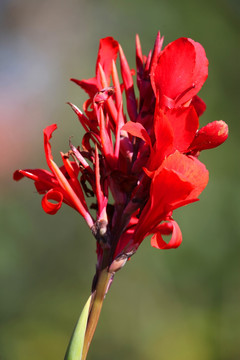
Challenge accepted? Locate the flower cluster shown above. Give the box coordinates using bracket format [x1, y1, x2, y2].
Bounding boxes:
[14, 33, 228, 271]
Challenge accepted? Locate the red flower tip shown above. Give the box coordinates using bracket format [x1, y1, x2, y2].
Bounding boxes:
[189, 120, 228, 152]
[13, 170, 25, 181]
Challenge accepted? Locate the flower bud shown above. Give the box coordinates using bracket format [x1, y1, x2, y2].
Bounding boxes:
[189, 120, 228, 151]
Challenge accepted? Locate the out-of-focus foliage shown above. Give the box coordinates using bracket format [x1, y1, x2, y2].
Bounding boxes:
[1, 0, 239, 359]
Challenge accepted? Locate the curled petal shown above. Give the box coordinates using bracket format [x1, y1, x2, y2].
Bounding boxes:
[42, 189, 63, 215]
[151, 220, 182, 249]
[44, 124, 58, 170]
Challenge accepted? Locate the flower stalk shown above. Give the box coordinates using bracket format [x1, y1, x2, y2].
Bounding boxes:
[82, 268, 113, 360]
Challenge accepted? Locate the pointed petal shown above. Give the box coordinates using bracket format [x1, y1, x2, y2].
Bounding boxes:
[13, 168, 58, 194]
[99, 107, 115, 167]
[50, 159, 93, 227]
[112, 60, 122, 111]
[119, 45, 138, 122]
[71, 77, 98, 98]
[61, 153, 88, 210]
[67, 102, 90, 132]
[135, 33, 144, 83]
[96, 37, 119, 85]
[150, 31, 164, 75]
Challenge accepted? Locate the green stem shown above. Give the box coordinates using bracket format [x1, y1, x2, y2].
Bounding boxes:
[81, 268, 113, 360]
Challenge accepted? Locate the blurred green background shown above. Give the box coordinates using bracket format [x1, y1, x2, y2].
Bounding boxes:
[1, 0, 239, 359]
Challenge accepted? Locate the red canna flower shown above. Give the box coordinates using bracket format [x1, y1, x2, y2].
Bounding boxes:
[14, 32, 229, 360]
[14, 32, 228, 269]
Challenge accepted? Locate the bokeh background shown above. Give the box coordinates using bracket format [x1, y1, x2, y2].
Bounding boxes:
[1, 0, 239, 359]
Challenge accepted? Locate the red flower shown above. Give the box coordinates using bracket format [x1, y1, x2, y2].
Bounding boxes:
[14, 33, 228, 269]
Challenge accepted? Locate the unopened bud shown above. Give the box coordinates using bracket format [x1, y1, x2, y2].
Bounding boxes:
[109, 254, 128, 273]
[189, 120, 228, 152]
[93, 87, 115, 104]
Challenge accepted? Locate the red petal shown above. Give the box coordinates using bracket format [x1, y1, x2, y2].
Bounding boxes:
[71, 77, 98, 99]
[134, 152, 208, 245]
[135, 34, 144, 82]
[151, 38, 208, 107]
[148, 105, 173, 171]
[60, 153, 88, 210]
[67, 102, 90, 132]
[119, 45, 138, 121]
[134, 166, 193, 244]
[99, 107, 114, 166]
[149, 31, 164, 76]
[151, 220, 182, 249]
[162, 151, 209, 201]
[166, 106, 199, 152]
[43, 124, 57, 170]
[13, 168, 57, 193]
[96, 37, 119, 85]
[41, 189, 63, 215]
[122, 121, 152, 147]
[71, 37, 119, 98]
[191, 95, 206, 117]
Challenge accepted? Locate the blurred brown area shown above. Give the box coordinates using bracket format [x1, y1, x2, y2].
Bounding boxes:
[1, 0, 239, 359]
